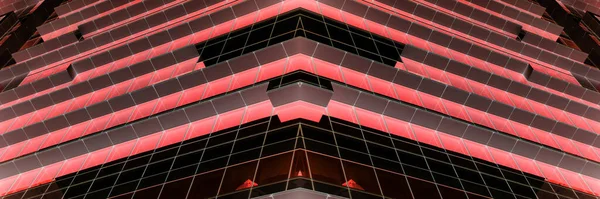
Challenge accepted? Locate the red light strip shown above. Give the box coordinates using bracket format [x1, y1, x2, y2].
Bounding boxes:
[363, 3, 596, 110]
[0, 1, 250, 111]
[10, 8, 213, 90]
[16, 0, 242, 88]
[38, 0, 141, 42]
[0, 83, 599, 197]
[6, 3, 245, 109]
[3, 1, 597, 162]
[0, 78, 70, 109]
[2, 1, 594, 160]
[402, 57, 600, 162]
[0, 51, 299, 162]
[316, 54, 600, 164]
[13, 0, 589, 114]
[358, 1, 581, 86]
[394, 0, 519, 39]
[0, 0, 41, 16]
[559, 0, 600, 16]
[0, 100, 273, 197]
[492, 0, 543, 18]
[55, 0, 105, 18]
[321, 1, 595, 108]
[459, 0, 560, 41]
[0, 0, 597, 196]
[0, 57, 199, 137]
[402, 0, 584, 64]
[82, 0, 236, 40]
[332, 104, 600, 196]
[2, 51, 599, 190]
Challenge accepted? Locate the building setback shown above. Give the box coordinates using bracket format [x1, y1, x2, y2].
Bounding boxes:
[0, 0, 600, 198]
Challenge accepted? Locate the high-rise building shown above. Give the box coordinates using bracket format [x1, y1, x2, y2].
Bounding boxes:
[1, 0, 600, 198]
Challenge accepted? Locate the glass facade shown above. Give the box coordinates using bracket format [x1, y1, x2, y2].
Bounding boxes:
[0, 0, 600, 198]
[194, 9, 403, 67]
[7, 116, 597, 199]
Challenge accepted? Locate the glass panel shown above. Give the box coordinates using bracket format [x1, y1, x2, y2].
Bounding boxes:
[255, 152, 293, 185]
[158, 177, 193, 199]
[341, 161, 381, 195]
[187, 169, 224, 199]
[307, 152, 345, 185]
[219, 161, 258, 195]
[406, 177, 442, 199]
[376, 169, 413, 199]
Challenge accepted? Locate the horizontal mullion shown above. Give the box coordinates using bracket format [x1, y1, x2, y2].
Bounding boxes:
[1, 51, 598, 196]
[38, 0, 138, 40]
[0, 46, 199, 136]
[400, 45, 600, 137]
[493, 0, 544, 18]
[54, 0, 104, 17]
[0, 0, 236, 96]
[359, 0, 588, 88]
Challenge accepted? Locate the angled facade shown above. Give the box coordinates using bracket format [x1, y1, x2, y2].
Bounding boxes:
[0, 0, 600, 198]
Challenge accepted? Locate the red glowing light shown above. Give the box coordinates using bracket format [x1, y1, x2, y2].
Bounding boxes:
[342, 179, 365, 191]
[236, 179, 258, 190]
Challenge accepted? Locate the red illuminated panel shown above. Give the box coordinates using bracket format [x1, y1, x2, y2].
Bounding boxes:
[347, 62, 600, 161]
[43, 0, 141, 40]
[55, 0, 105, 18]
[0, 80, 71, 110]
[1, 1, 599, 198]
[384, 0, 518, 38]
[0, 58, 197, 136]
[459, 0, 559, 40]
[11, 49, 600, 166]
[85, 0, 236, 39]
[327, 101, 600, 196]
[9, 0, 262, 101]
[8, 0, 576, 101]
[0, 66, 197, 161]
[42, 0, 140, 41]
[0, 53, 287, 161]
[0, 99, 275, 196]
[401, 56, 600, 137]
[14, 0, 241, 88]
[493, 0, 543, 17]
[0, 77, 599, 197]
[0, 48, 350, 175]
[274, 101, 327, 122]
[354, 1, 582, 86]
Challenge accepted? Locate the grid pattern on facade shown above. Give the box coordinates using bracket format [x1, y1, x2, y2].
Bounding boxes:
[1, 0, 600, 198]
[195, 9, 403, 67]
[6, 116, 596, 199]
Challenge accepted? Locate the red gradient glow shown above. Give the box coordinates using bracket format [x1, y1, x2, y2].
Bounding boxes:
[0, 0, 598, 197]
[12, 0, 588, 111]
[327, 101, 600, 196]
[2, 51, 599, 196]
[0, 59, 197, 136]
[402, 56, 600, 137]
[356, 0, 582, 85]
[459, 0, 559, 41]
[16, 0, 243, 88]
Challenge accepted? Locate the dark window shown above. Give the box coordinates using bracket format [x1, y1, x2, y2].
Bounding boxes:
[407, 177, 442, 199]
[342, 161, 381, 195]
[308, 152, 345, 185]
[219, 161, 258, 195]
[255, 152, 293, 185]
